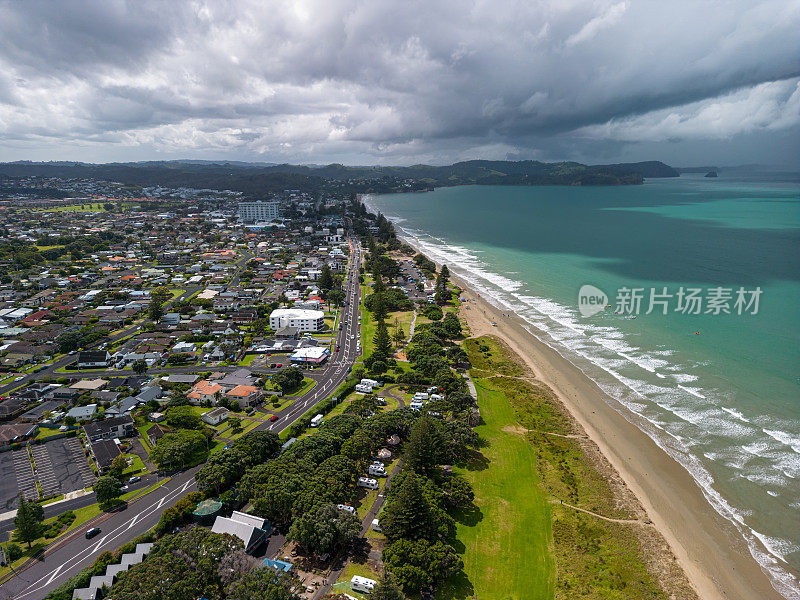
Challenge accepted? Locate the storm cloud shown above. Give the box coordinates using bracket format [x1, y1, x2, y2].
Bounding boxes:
[0, 0, 798, 165]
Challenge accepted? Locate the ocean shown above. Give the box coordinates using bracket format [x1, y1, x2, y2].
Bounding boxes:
[365, 171, 800, 598]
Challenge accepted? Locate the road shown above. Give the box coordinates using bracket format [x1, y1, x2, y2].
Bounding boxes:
[0, 237, 363, 600]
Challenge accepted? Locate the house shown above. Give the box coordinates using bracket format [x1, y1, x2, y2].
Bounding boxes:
[268, 308, 325, 331]
[290, 346, 329, 365]
[166, 374, 199, 385]
[77, 351, 111, 368]
[83, 415, 135, 443]
[70, 379, 108, 392]
[0, 423, 38, 447]
[147, 424, 165, 446]
[187, 380, 224, 404]
[90, 438, 121, 472]
[211, 511, 271, 554]
[149, 412, 165, 423]
[226, 385, 260, 408]
[66, 404, 98, 422]
[201, 407, 229, 426]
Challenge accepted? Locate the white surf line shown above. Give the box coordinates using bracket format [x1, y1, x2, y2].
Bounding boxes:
[15, 478, 196, 598]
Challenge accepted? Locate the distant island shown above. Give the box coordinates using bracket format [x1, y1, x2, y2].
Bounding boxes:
[705, 170, 718, 178]
[0, 158, 680, 197]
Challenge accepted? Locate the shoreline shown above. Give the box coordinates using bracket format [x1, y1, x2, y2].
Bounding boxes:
[451, 273, 783, 600]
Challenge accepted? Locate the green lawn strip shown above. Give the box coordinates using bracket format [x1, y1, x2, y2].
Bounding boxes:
[437, 376, 554, 600]
[446, 336, 668, 600]
[121, 479, 169, 503]
[284, 377, 315, 398]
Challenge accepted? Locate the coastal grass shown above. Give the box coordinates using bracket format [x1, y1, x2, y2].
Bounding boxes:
[438, 377, 554, 600]
[446, 335, 668, 600]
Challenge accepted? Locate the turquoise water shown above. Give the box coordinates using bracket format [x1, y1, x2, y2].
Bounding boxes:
[367, 172, 800, 598]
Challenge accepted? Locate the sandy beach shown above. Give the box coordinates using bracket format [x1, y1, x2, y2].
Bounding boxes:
[452, 275, 783, 600]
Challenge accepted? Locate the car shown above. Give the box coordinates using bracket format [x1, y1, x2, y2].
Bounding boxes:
[85, 527, 101, 539]
[336, 345, 340, 351]
[275, 363, 282, 368]
[120, 485, 129, 491]
[128, 476, 141, 484]
[270, 415, 279, 422]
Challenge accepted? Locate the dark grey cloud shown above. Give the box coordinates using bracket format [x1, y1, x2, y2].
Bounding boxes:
[0, 0, 798, 165]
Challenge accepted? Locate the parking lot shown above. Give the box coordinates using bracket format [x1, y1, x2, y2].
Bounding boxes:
[12, 449, 38, 501]
[0, 451, 21, 510]
[40, 437, 95, 495]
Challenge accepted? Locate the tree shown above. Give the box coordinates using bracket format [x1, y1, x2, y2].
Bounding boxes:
[271, 366, 304, 394]
[403, 415, 447, 476]
[228, 416, 242, 431]
[393, 319, 405, 347]
[132, 359, 148, 374]
[56, 330, 84, 353]
[287, 503, 361, 555]
[380, 475, 439, 542]
[166, 405, 202, 430]
[224, 569, 296, 600]
[370, 573, 408, 600]
[383, 538, 462, 594]
[318, 264, 334, 291]
[109, 454, 128, 480]
[94, 476, 123, 506]
[14, 495, 44, 548]
[373, 320, 393, 362]
[442, 312, 462, 338]
[327, 288, 344, 307]
[151, 430, 207, 469]
[148, 300, 164, 322]
[434, 264, 450, 306]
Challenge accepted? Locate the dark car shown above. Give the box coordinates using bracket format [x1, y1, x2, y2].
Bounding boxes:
[85, 527, 101, 539]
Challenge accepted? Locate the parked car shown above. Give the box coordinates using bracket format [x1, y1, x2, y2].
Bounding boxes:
[128, 476, 141, 484]
[85, 527, 101, 539]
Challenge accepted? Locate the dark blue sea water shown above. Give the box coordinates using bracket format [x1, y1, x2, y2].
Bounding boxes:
[367, 171, 800, 597]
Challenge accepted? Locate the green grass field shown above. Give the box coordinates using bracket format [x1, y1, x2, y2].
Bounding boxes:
[445, 336, 668, 600]
[439, 377, 554, 600]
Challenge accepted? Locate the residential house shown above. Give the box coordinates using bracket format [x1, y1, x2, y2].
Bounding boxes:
[83, 415, 135, 443]
[226, 385, 260, 408]
[66, 404, 98, 422]
[77, 350, 111, 368]
[201, 407, 229, 426]
[187, 380, 225, 404]
[90, 438, 121, 472]
[211, 511, 270, 554]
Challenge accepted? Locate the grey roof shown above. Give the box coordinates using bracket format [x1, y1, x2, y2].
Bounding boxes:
[67, 405, 97, 419]
[136, 385, 162, 403]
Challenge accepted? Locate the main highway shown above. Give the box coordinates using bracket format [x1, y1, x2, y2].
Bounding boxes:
[0, 237, 363, 600]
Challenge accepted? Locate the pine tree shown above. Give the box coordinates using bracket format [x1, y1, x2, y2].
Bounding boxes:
[404, 415, 446, 475]
[380, 475, 435, 541]
[373, 319, 393, 362]
[392, 318, 405, 347]
[434, 264, 450, 306]
[14, 494, 44, 548]
[318, 264, 333, 291]
[371, 572, 407, 600]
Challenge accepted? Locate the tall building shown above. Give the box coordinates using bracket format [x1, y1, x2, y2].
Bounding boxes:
[238, 201, 279, 223]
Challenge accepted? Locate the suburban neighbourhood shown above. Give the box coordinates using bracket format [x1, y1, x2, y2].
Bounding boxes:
[0, 176, 481, 600]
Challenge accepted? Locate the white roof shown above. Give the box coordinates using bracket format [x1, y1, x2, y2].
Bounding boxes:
[270, 308, 324, 320]
[291, 346, 328, 359]
[211, 511, 267, 548]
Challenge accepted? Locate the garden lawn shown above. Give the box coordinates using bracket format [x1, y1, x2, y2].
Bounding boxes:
[440, 376, 554, 600]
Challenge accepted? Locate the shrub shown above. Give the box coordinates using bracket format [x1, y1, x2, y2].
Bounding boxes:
[5, 542, 23, 561]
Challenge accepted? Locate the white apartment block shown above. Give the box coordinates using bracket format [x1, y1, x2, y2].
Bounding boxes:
[269, 308, 325, 331]
[238, 201, 280, 223]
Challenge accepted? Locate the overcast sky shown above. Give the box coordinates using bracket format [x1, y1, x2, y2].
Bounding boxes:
[0, 0, 798, 167]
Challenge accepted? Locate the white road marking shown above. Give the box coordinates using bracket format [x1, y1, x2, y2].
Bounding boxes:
[44, 564, 64, 585]
[91, 535, 108, 553]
